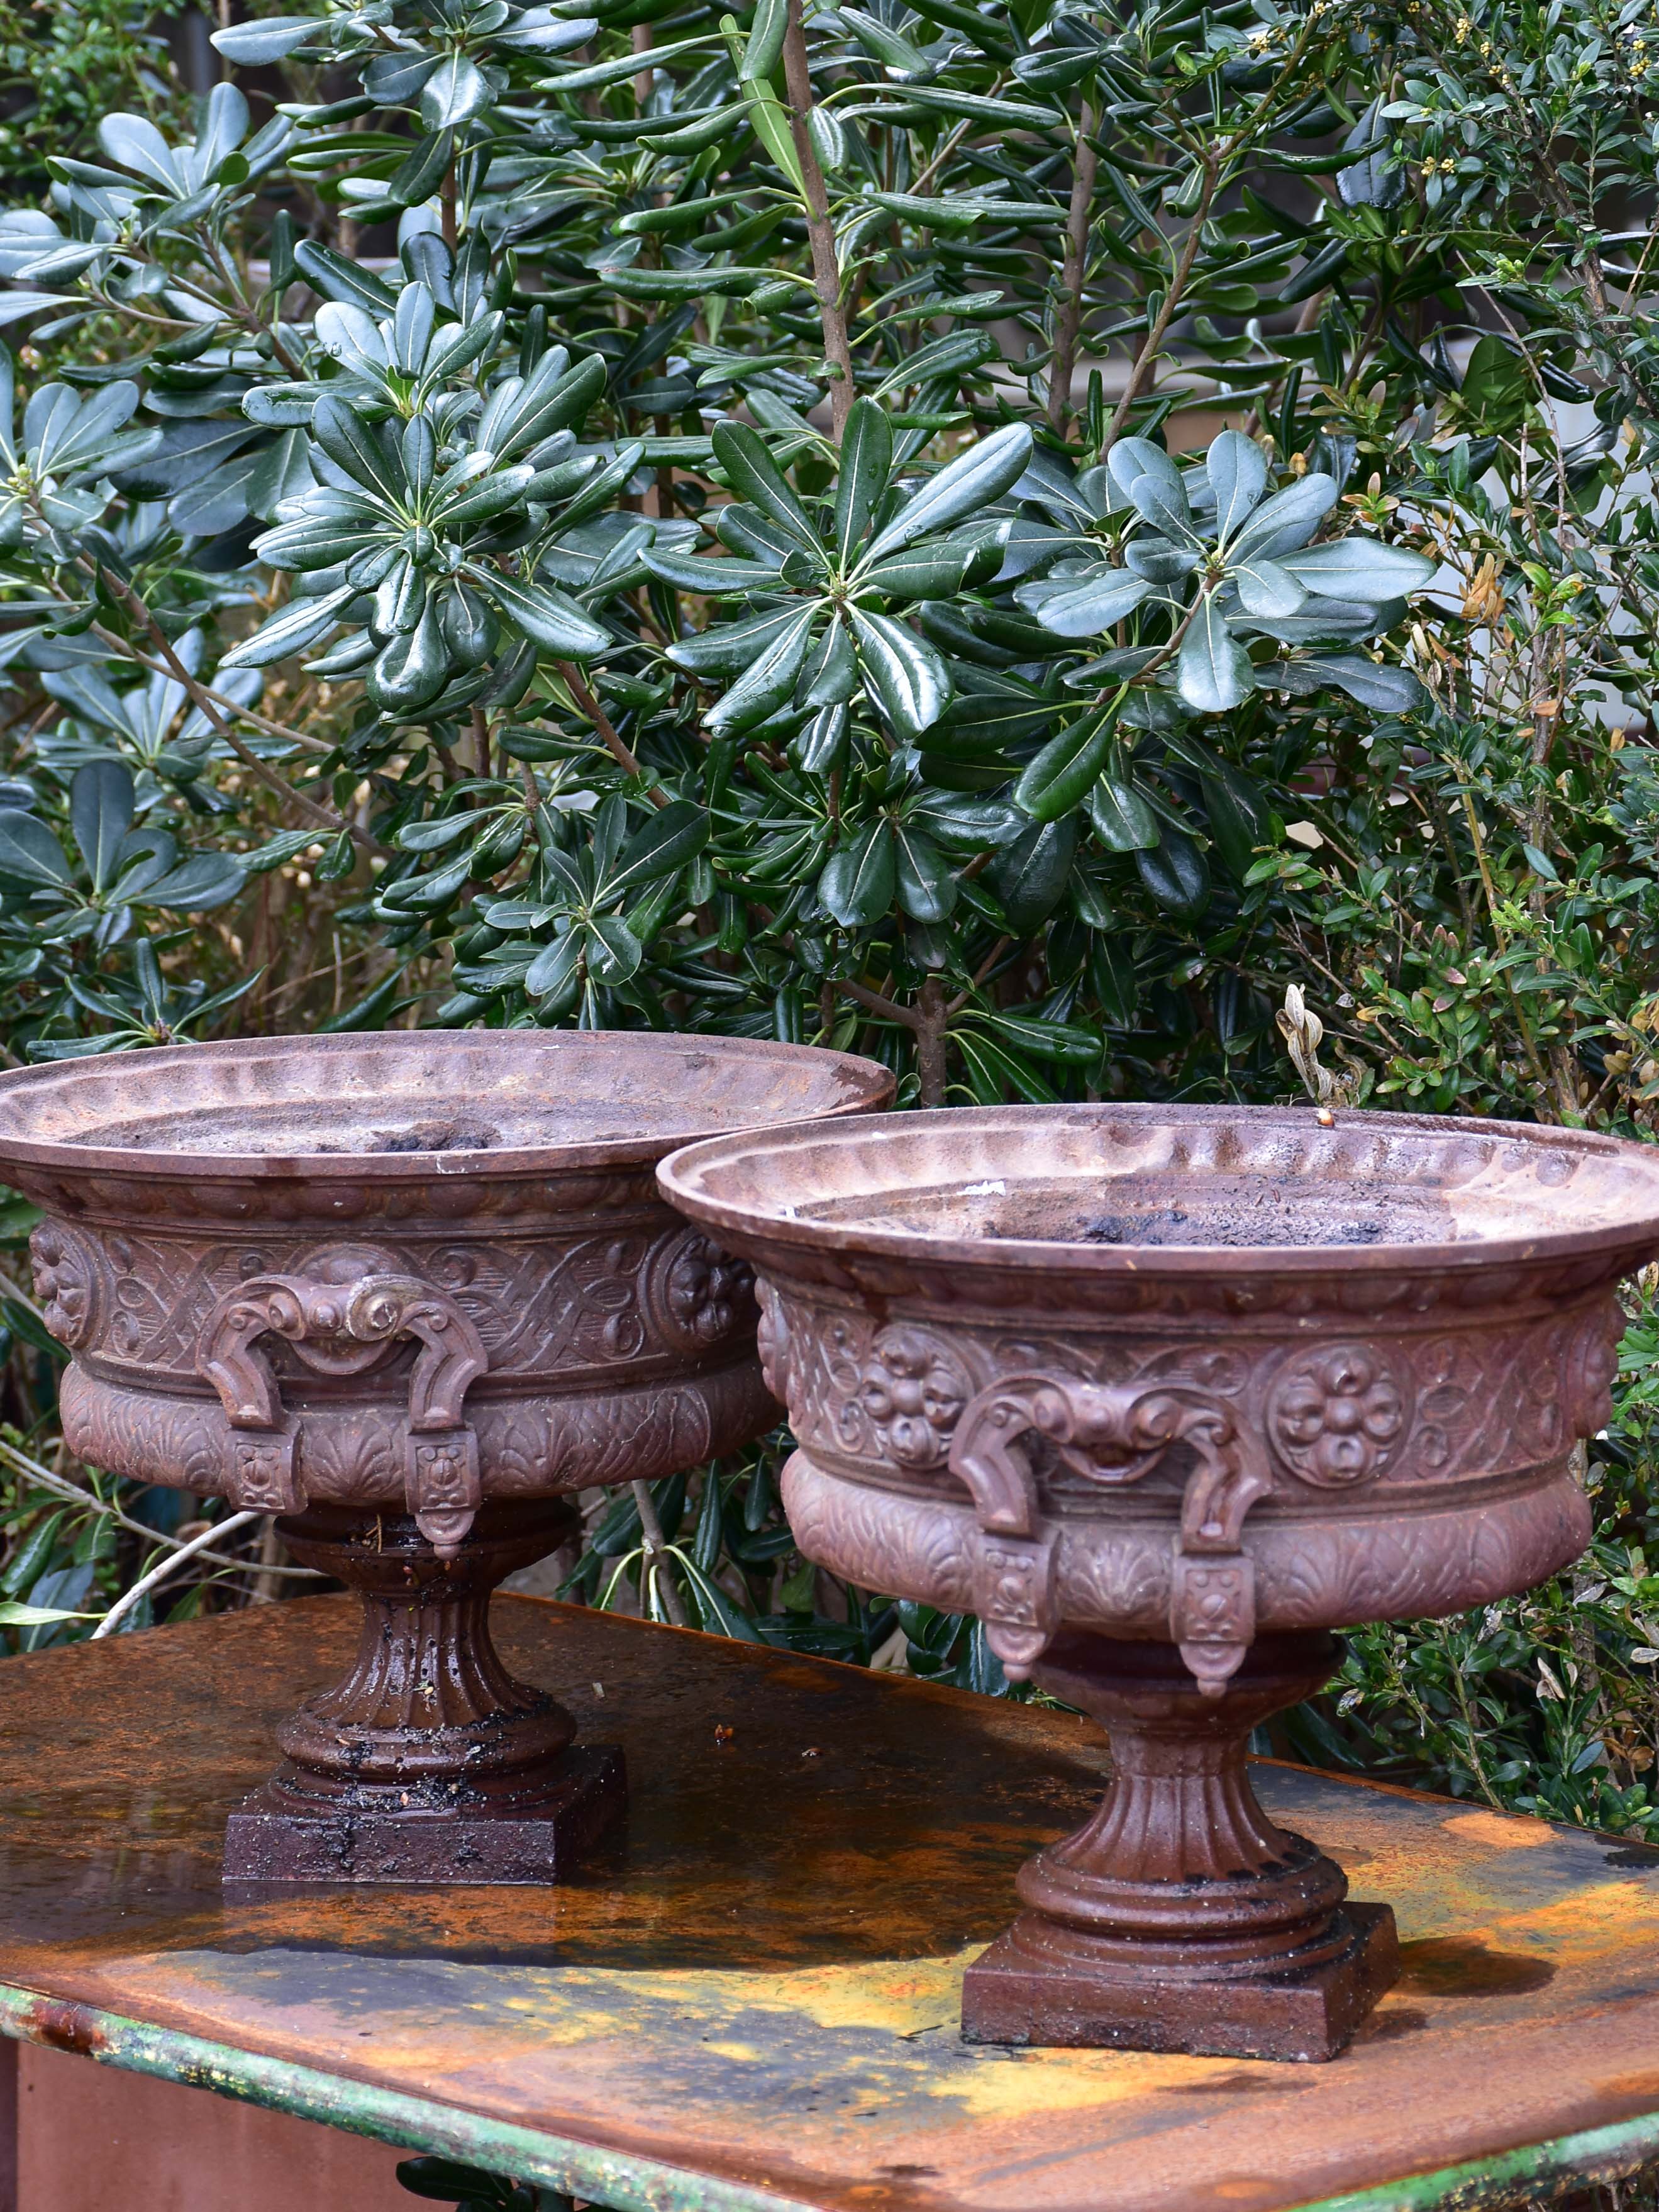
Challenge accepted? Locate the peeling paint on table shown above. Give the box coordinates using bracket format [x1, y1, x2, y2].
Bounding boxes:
[0, 1596, 1655, 2212]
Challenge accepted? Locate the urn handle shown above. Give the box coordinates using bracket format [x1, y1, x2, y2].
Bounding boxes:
[947, 1375, 1272, 1696]
[199, 1266, 489, 1555]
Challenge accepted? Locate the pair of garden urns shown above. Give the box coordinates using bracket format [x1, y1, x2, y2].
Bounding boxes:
[2, 1028, 1652, 2059]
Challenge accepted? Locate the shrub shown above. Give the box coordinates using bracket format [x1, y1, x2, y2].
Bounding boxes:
[0, 0, 1656, 1826]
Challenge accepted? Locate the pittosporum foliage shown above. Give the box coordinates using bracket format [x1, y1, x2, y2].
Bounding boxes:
[4, 0, 1659, 1832]
[0, 0, 1451, 1082]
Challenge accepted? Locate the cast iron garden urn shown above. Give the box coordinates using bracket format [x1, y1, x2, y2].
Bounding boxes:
[0, 1030, 891, 1883]
[658, 1101, 1659, 2060]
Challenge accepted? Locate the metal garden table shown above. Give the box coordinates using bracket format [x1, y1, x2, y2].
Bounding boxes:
[0, 1594, 1655, 2212]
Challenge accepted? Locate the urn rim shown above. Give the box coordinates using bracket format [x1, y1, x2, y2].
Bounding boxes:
[0, 1029, 895, 1184]
[658, 1099, 1659, 1282]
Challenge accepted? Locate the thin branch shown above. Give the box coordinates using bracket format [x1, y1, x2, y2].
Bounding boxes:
[83, 631, 336, 757]
[834, 975, 921, 1029]
[1107, 152, 1219, 445]
[557, 661, 669, 806]
[0, 1438, 320, 1579]
[914, 972, 948, 1106]
[1048, 102, 1099, 434]
[1456, 786, 1558, 1107]
[206, 237, 303, 375]
[630, 1479, 687, 1628]
[946, 934, 1012, 1016]
[91, 1510, 262, 1638]
[82, 575, 382, 852]
[631, 19, 655, 105]
[782, 0, 854, 442]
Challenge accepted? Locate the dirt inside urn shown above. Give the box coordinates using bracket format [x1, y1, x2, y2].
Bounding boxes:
[1075, 1196, 1435, 1247]
[330, 1120, 503, 1155]
[799, 1174, 1459, 1249]
[85, 1103, 647, 1155]
[40, 1081, 727, 1156]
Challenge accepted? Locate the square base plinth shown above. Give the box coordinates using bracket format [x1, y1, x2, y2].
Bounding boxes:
[960, 1901, 1400, 2061]
[222, 1745, 626, 1885]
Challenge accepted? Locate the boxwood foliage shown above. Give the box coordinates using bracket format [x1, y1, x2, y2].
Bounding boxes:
[3, 0, 1659, 1825]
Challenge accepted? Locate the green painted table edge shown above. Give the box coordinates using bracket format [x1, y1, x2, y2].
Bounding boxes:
[0, 1979, 809, 2212]
[0, 1977, 1655, 2212]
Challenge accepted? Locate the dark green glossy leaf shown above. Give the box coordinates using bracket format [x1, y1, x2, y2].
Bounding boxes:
[818, 821, 896, 926]
[1088, 774, 1160, 851]
[707, 607, 819, 734]
[849, 609, 951, 738]
[70, 759, 133, 891]
[989, 816, 1077, 934]
[292, 240, 397, 313]
[857, 543, 973, 603]
[220, 584, 356, 669]
[1028, 571, 1153, 638]
[709, 422, 819, 548]
[641, 547, 784, 593]
[864, 423, 1032, 561]
[606, 801, 709, 897]
[833, 399, 892, 565]
[1177, 597, 1255, 713]
[0, 808, 70, 889]
[474, 572, 611, 658]
[142, 850, 246, 909]
[1264, 655, 1424, 711]
[1015, 709, 1117, 823]
[1134, 825, 1211, 918]
[893, 823, 956, 921]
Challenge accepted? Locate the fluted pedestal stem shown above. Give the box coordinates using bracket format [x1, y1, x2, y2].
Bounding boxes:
[223, 1499, 623, 1884]
[962, 1631, 1397, 2060]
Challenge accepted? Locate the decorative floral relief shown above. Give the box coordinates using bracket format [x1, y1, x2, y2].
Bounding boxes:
[646, 1230, 754, 1356]
[1266, 1342, 1412, 1487]
[33, 1179, 776, 1514]
[30, 1221, 105, 1350]
[770, 1285, 1622, 1501]
[857, 1325, 970, 1469]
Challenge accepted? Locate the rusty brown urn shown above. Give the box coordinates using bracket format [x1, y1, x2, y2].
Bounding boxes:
[0, 1030, 891, 1883]
[660, 1103, 1659, 2059]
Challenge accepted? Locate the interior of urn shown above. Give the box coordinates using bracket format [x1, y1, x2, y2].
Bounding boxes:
[747, 1111, 1659, 1252]
[0, 1035, 885, 1160]
[798, 1174, 1457, 1247]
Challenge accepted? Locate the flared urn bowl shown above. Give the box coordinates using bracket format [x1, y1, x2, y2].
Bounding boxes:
[660, 1103, 1659, 2057]
[0, 1029, 891, 1884]
[0, 1030, 891, 1540]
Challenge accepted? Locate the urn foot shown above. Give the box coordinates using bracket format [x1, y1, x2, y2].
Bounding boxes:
[962, 1901, 1397, 2061]
[223, 1498, 625, 1884]
[223, 1746, 625, 1884]
[961, 1630, 1397, 2059]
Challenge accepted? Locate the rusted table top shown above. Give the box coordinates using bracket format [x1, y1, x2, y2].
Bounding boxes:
[0, 1599, 1657, 2212]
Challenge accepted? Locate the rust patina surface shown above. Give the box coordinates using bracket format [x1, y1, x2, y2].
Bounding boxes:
[2, 1598, 1659, 2212]
[660, 1104, 1659, 2057]
[0, 1031, 891, 1881]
